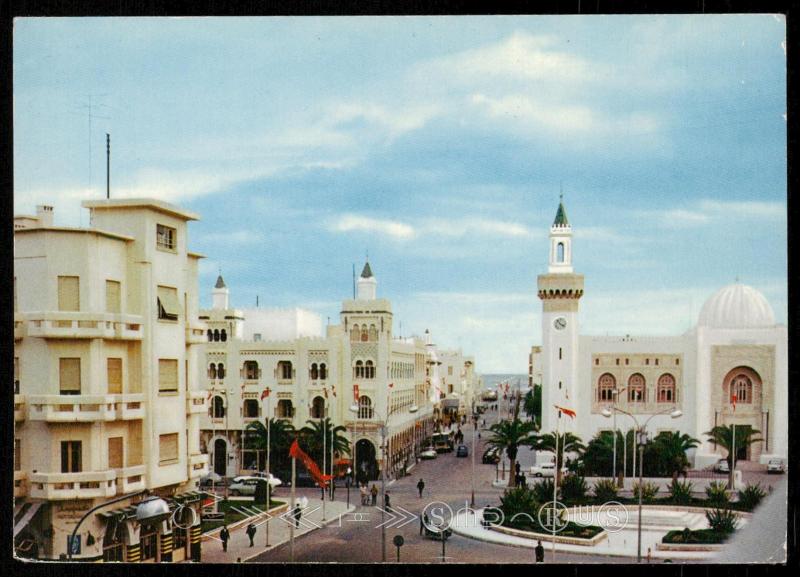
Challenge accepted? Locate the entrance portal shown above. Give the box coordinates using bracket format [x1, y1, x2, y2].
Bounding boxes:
[355, 439, 377, 482]
[214, 438, 227, 476]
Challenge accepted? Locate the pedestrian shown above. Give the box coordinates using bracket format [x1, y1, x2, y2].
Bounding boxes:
[246, 522, 256, 547]
[535, 540, 544, 563]
[421, 513, 429, 535]
[384, 492, 391, 512]
[417, 478, 425, 498]
[293, 504, 302, 528]
[515, 462, 521, 476]
[220, 525, 230, 552]
[360, 483, 368, 505]
[370, 484, 378, 506]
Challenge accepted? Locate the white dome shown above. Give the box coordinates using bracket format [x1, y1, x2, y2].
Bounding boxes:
[698, 283, 775, 329]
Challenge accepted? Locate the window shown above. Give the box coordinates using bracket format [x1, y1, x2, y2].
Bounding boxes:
[61, 440, 82, 473]
[108, 437, 124, 469]
[448, 384, 454, 394]
[625, 358, 629, 365]
[217, 363, 225, 379]
[107, 358, 123, 394]
[358, 396, 374, 419]
[310, 363, 319, 380]
[14, 439, 20, 471]
[14, 357, 19, 394]
[244, 361, 259, 380]
[278, 361, 292, 380]
[221, 329, 227, 342]
[350, 324, 359, 342]
[655, 358, 659, 366]
[658, 374, 676, 403]
[212, 396, 225, 418]
[58, 276, 80, 311]
[365, 360, 375, 379]
[448, 366, 453, 376]
[157, 285, 180, 321]
[208, 363, 217, 379]
[13, 277, 17, 312]
[159, 433, 179, 465]
[369, 325, 378, 341]
[354, 360, 364, 379]
[675, 358, 680, 366]
[361, 326, 369, 342]
[156, 223, 176, 251]
[628, 374, 645, 402]
[645, 358, 649, 365]
[277, 399, 294, 418]
[731, 374, 753, 404]
[594, 358, 599, 366]
[158, 359, 178, 393]
[106, 280, 121, 313]
[559, 348, 562, 360]
[207, 329, 213, 342]
[243, 399, 259, 418]
[598, 373, 616, 402]
[254, 333, 262, 342]
[59, 358, 81, 395]
[311, 396, 325, 419]
[213, 329, 220, 341]
[320, 363, 327, 380]
[557, 242, 565, 262]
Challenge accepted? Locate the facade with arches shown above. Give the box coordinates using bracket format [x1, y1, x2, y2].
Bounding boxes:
[535, 199, 787, 468]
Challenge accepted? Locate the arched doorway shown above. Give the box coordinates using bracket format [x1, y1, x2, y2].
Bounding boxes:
[214, 438, 227, 476]
[355, 439, 377, 483]
[720, 366, 764, 462]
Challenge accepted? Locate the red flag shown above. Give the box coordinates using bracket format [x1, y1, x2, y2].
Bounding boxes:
[289, 439, 333, 488]
[323, 386, 328, 399]
[555, 405, 577, 419]
[388, 382, 394, 389]
[353, 384, 360, 402]
[207, 391, 212, 401]
[260, 388, 271, 401]
[731, 393, 737, 412]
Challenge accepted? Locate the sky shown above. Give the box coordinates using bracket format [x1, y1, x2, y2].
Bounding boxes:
[13, 16, 787, 373]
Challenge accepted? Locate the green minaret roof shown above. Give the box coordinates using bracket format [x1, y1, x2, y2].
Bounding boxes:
[214, 275, 227, 289]
[553, 200, 569, 227]
[360, 261, 374, 279]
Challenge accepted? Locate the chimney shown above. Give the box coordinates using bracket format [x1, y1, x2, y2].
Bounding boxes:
[36, 205, 54, 227]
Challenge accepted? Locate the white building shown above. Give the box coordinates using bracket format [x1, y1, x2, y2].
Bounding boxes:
[13, 200, 209, 562]
[536, 199, 787, 467]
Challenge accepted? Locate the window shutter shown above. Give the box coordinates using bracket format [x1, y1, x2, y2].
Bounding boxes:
[59, 358, 81, 394]
[107, 358, 123, 394]
[108, 437, 124, 469]
[159, 433, 179, 465]
[58, 276, 80, 311]
[106, 280, 121, 313]
[159, 359, 178, 392]
[157, 286, 180, 319]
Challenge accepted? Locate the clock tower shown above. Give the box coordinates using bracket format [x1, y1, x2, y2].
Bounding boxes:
[538, 197, 583, 433]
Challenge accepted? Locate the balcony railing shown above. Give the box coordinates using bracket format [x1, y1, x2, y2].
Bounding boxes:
[186, 323, 207, 345]
[186, 390, 208, 414]
[188, 453, 208, 479]
[18, 312, 144, 341]
[27, 393, 145, 422]
[115, 465, 146, 494]
[29, 470, 117, 500]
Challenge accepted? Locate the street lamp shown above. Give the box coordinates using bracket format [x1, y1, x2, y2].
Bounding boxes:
[602, 406, 682, 563]
[608, 386, 628, 487]
[471, 405, 478, 507]
[261, 387, 272, 547]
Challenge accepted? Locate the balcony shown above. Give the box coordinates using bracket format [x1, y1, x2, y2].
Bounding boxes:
[188, 453, 208, 479]
[29, 470, 116, 500]
[27, 393, 145, 422]
[186, 322, 207, 345]
[186, 390, 207, 414]
[18, 311, 144, 341]
[14, 394, 25, 422]
[14, 320, 25, 341]
[115, 465, 146, 494]
[14, 471, 26, 498]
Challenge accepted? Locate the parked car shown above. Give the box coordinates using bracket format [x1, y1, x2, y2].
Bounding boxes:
[233, 473, 282, 487]
[228, 477, 262, 496]
[456, 445, 469, 458]
[272, 470, 317, 487]
[420, 447, 438, 460]
[482, 447, 501, 464]
[767, 458, 785, 474]
[530, 462, 567, 478]
[713, 458, 730, 473]
[199, 472, 231, 488]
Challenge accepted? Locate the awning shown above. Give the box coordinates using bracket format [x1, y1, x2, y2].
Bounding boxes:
[14, 503, 42, 538]
[157, 286, 181, 318]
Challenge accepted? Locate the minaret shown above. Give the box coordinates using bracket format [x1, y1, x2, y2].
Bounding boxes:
[537, 196, 583, 433]
[212, 274, 229, 310]
[356, 260, 377, 300]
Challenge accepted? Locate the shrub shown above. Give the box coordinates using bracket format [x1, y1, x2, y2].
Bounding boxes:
[560, 475, 588, 502]
[705, 481, 731, 506]
[705, 508, 739, 534]
[668, 479, 694, 504]
[593, 479, 618, 502]
[499, 486, 539, 521]
[632, 481, 659, 502]
[737, 483, 767, 511]
[531, 479, 555, 503]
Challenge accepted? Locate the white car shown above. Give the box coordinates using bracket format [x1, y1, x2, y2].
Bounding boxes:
[767, 459, 785, 474]
[713, 458, 730, 474]
[420, 448, 438, 460]
[232, 474, 282, 488]
[529, 463, 568, 478]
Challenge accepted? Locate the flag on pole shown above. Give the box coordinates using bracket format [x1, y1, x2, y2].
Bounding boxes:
[731, 393, 737, 412]
[206, 391, 212, 401]
[289, 439, 333, 488]
[555, 405, 577, 419]
[260, 388, 271, 401]
[388, 383, 394, 389]
[353, 384, 360, 402]
[323, 386, 328, 399]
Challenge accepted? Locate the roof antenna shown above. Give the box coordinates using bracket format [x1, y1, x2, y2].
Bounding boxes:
[106, 133, 111, 199]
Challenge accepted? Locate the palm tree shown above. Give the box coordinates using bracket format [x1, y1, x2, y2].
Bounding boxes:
[486, 419, 538, 488]
[705, 425, 762, 484]
[654, 431, 700, 482]
[245, 418, 296, 474]
[300, 417, 351, 477]
[532, 432, 586, 485]
[523, 385, 542, 429]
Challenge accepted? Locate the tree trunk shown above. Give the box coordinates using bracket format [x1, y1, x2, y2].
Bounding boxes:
[508, 458, 516, 488]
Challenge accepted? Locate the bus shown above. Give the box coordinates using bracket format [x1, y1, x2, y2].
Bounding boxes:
[432, 432, 454, 453]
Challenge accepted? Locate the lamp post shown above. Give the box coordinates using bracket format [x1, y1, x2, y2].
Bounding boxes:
[609, 386, 628, 487]
[471, 405, 478, 507]
[602, 405, 682, 563]
[351, 402, 387, 562]
[262, 387, 272, 547]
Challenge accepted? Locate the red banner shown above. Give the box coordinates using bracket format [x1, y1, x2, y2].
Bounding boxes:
[289, 439, 333, 488]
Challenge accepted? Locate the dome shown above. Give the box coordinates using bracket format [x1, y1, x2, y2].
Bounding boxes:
[697, 283, 776, 329]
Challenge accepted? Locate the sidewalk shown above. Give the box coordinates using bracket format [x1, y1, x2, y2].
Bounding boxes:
[201, 497, 354, 563]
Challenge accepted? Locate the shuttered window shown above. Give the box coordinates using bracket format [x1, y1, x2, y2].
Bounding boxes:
[157, 285, 180, 321]
[108, 437, 124, 469]
[14, 357, 19, 394]
[106, 280, 121, 313]
[159, 359, 178, 392]
[159, 433, 179, 465]
[61, 441, 82, 473]
[59, 358, 81, 395]
[58, 276, 80, 311]
[107, 358, 122, 394]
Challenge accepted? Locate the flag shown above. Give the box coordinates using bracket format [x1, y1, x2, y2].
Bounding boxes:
[289, 439, 333, 488]
[206, 391, 212, 401]
[260, 388, 271, 401]
[323, 386, 328, 399]
[555, 405, 577, 419]
[353, 384, 359, 401]
[388, 382, 394, 389]
[731, 393, 737, 412]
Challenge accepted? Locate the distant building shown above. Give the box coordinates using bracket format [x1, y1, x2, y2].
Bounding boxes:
[14, 200, 209, 562]
[528, 346, 542, 388]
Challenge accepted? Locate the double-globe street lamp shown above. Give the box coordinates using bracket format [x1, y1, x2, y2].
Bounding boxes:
[601, 405, 682, 563]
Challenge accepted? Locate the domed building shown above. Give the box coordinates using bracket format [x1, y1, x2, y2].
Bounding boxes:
[535, 200, 787, 469]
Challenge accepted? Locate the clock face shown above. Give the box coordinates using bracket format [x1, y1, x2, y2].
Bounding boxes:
[553, 317, 567, 330]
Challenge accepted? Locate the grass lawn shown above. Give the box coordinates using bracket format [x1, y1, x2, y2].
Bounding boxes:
[201, 499, 284, 533]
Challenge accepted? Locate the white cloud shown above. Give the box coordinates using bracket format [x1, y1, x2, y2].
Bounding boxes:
[329, 213, 416, 240]
[649, 199, 785, 229]
[327, 101, 440, 140]
[200, 229, 264, 245]
[419, 216, 538, 239]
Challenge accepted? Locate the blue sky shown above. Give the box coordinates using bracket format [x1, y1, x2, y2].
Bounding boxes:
[14, 16, 787, 372]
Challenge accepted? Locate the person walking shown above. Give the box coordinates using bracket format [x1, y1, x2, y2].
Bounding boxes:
[417, 478, 425, 498]
[384, 492, 391, 512]
[370, 484, 378, 506]
[360, 483, 368, 505]
[293, 504, 302, 528]
[535, 540, 544, 563]
[246, 522, 256, 547]
[220, 525, 230, 552]
[420, 513, 429, 536]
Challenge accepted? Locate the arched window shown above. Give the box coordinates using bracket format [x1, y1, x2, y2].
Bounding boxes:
[213, 329, 220, 342]
[208, 363, 217, 379]
[361, 326, 369, 342]
[358, 396, 373, 419]
[369, 324, 378, 341]
[731, 374, 753, 404]
[628, 373, 645, 403]
[212, 395, 225, 419]
[557, 242, 565, 263]
[598, 373, 616, 402]
[244, 361, 259, 380]
[657, 373, 676, 403]
[350, 324, 360, 342]
[278, 361, 292, 381]
[311, 396, 325, 419]
[365, 360, 375, 379]
[354, 360, 364, 379]
[207, 329, 213, 342]
[221, 329, 227, 342]
[310, 363, 319, 380]
[243, 399, 259, 418]
[217, 363, 225, 379]
[277, 399, 294, 419]
[319, 363, 327, 380]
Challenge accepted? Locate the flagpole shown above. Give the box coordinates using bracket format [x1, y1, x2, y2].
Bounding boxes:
[552, 408, 559, 563]
[265, 390, 271, 547]
[322, 396, 327, 521]
[290, 448, 296, 562]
